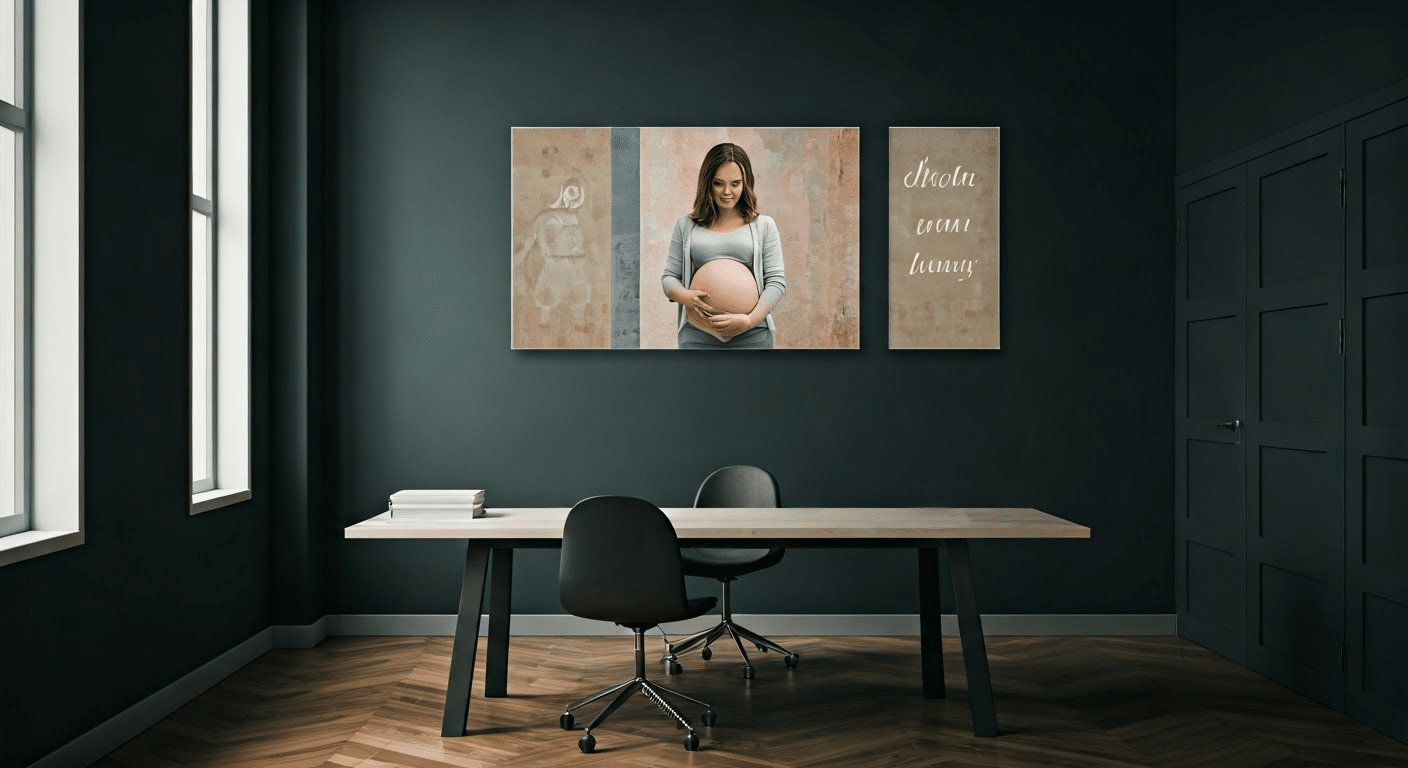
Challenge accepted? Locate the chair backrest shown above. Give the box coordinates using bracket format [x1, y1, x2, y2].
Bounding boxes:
[694, 465, 781, 508]
[559, 495, 694, 625]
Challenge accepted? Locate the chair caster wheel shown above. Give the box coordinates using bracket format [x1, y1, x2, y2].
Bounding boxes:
[684, 732, 699, 751]
[578, 733, 596, 753]
[701, 646, 712, 660]
[702, 708, 717, 727]
[756, 643, 768, 653]
[559, 712, 574, 730]
[742, 665, 755, 679]
[667, 661, 682, 675]
[785, 653, 800, 669]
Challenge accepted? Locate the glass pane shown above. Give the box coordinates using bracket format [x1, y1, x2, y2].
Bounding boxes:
[191, 0, 209, 198]
[0, 0, 15, 107]
[1, 127, 15, 519]
[191, 210, 211, 486]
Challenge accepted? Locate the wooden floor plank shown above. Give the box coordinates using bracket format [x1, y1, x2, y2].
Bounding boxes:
[90, 635, 1408, 768]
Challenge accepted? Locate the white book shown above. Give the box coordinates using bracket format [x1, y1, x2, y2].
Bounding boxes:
[391, 488, 484, 499]
[388, 504, 485, 519]
[391, 500, 484, 509]
[390, 489, 485, 505]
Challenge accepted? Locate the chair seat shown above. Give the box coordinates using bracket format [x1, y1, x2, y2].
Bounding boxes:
[620, 596, 718, 631]
[680, 546, 784, 580]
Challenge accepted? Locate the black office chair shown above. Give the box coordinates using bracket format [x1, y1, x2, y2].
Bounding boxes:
[663, 465, 800, 678]
[558, 495, 719, 753]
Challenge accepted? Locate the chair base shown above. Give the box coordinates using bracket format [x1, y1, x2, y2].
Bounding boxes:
[561, 628, 715, 753]
[664, 617, 800, 678]
[662, 579, 799, 678]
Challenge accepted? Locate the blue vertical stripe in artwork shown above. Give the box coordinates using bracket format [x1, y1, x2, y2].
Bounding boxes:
[611, 127, 641, 348]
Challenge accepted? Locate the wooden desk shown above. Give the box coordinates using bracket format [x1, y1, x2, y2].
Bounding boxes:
[345, 506, 1090, 738]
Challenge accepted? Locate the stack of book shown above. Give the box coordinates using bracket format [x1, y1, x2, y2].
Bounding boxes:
[389, 489, 485, 518]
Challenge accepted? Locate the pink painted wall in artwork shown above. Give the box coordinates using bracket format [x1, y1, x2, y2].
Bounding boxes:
[639, 127, 860, 349]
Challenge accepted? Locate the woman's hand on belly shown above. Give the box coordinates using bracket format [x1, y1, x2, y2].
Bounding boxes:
[667, 286, 717, 316]
[686, 306, 729, 341]
[705, 312, 754, 339]
[686, 306, 753, 341]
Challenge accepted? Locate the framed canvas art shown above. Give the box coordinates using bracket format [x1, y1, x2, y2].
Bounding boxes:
[888, 127, 1000, 349]
[512, 127, 860, 350]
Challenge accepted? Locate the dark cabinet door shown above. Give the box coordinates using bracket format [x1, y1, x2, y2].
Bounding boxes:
[1175, 166, 1248, 664]
[1345, 99, 1408, 743]
[1244, 128, 1346, 708]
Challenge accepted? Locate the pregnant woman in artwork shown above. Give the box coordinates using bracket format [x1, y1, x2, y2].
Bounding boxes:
[662, 142, 786, 350]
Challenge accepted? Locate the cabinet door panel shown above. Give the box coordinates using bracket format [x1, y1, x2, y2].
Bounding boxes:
[1346, 98, 1408, 744]
[1175, 167, 1247, 662]
[1363, 292, 1408, 429]
[1245, 128, 1345, 709]
[1259, 303, 1338, 425]
[1259, 154, 1340, 286]
[1363, 120, 1408, 270]
[1187, 183, 1245, 299]
[1187, 316, 1242, 419]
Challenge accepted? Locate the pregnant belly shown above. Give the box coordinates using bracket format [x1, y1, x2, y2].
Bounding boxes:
[690, 258, 758, 315]
[686, 259, 759, 341]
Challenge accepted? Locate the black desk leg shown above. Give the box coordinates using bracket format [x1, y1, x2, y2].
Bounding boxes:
[917, 547, 946, 698]
[485, 547, 513, 698]
[947, 539, 998, 737]
[442, 541, 491, 737]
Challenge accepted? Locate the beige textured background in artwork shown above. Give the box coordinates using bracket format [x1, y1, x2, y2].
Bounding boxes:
[639, 127, 861, 349]
[510, 128, 612, 349]
[888, 127, 1000, 349]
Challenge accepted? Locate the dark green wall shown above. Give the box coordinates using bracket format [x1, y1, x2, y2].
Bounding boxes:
[1176, 0, 1408, 174]
[27, 1, 1407, 765]
[268, 0, 338, 629]
[0, 3, 274, 766]
[8, 1, 1403, 765]
[332, 0, 1177, 617]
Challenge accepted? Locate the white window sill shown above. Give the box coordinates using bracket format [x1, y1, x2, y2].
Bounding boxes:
[0, 529, 84, 567]
[191, 488, 252, 515]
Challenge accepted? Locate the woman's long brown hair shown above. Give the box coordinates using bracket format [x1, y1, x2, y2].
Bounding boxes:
[690, 142, 759, 227]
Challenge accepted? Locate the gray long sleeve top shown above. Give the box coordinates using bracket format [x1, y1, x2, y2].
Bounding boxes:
[660, 213, 786, 333]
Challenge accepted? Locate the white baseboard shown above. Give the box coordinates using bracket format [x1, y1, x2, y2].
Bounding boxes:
[32, 613, 1174, 768]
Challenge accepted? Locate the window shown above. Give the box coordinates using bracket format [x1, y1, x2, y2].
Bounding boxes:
[0, 0, 81, 567]
[191, 0, 214, 493]
[190, 0, 249, 514]
[2, 0, 28, 539]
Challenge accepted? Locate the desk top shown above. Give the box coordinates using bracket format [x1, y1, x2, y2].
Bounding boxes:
[345, 507, 1090, 541]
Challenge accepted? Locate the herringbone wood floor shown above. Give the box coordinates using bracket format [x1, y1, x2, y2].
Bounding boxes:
[92, 635, 1408, 767]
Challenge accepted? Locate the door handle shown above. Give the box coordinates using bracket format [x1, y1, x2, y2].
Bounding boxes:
[1216, 419, 1241, 431]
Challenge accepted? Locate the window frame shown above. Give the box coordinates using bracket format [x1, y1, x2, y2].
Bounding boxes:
[191, 0, 214, 495]
[1, 0, 32, 539]
[0, 0, 82, 567]
[189, 0, 250, 515]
